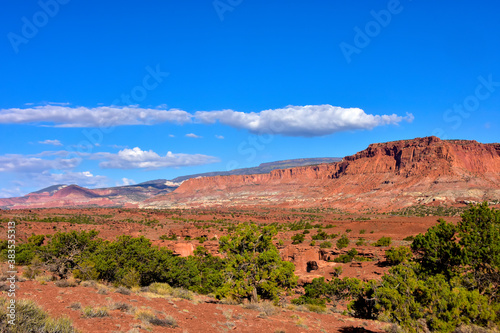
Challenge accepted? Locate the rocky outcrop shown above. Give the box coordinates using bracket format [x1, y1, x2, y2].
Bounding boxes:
[173, 243, 195, 257]
[143, 137, 500, 211]
[2, 137, 499, 211]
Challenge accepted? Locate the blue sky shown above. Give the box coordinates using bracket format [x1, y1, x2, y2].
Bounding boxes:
[0, 0, 499, 197]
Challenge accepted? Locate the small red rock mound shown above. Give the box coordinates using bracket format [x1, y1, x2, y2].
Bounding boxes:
[50, 185, 100, 199]
[143, 137, 500, 211]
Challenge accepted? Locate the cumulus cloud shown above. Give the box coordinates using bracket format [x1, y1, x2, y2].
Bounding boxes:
[0, 105, 192, 127]
[185, 133, 202, 138]
[31, 171, 108, 188]
[215, 135, 224, 139]
[0, 104, 413, 137]
[39, 139, 63, 146]
[120, 178, 136, 186]
[0, 154, 79, 173]
[96, 147, 219, 169]
[195, 105, 414, 137]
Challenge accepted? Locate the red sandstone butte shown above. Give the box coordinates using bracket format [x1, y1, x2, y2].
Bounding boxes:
[142, 137, 500, 211]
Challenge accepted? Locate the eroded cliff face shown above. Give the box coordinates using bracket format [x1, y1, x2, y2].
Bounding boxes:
[144, 137, 500, 211]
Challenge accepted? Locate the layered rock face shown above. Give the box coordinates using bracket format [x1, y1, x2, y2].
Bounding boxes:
[143, 137, 500, 211]
[2, 137, 498, 211]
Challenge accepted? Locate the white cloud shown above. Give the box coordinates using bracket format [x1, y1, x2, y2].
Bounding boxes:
[0, 187, 24, 198]
[215, 135, 224, 139]
[0, 104, 413, 137]
[39, 139, 63, 146]
[0, 154, 79, 173]
[0, 105, 192, 127]
[195, 105, 414, 137]
[120, 178, 136, 186]
[169, 134, 175, 138]
[185, 133, 202, 138]
[30, 171, 108, 188]
[96, 147, 219, 169]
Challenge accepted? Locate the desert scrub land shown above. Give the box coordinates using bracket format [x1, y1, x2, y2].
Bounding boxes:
[0, 203, 499, 332]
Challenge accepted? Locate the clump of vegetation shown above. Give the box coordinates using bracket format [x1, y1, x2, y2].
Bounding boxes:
[319, 241, 332, 249]
[333, 249, 358, 263]
[385, 246, 412, 265]
[355, 238, 367, 246]
[217, 224, 297, 303]
[336, 235, 350, 249]
[291, 233, 305, 244]
[373, 236, 392, 247]
[159, 233, 177, 241]
[135, 309, 177, 327]
[293, 203, 500, 333]
[0, 297, 77, 332]
[82, 306, 109, 318]
[392, 205, 465, 217]
[242, 300, 280, 317]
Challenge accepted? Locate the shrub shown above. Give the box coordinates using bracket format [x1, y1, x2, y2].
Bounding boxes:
[291, 233, 305, 244]
[336, 235, 350, 249]
[385, 246, 412, 265]
[311, 230, 329, 240]
[292, 276, 363, 306]
[359, 229, 366, 234]
[159, 234, 177, 241]
[373, 236, 391, 247]
[319, 241, 332, 249]
[333, 249, 358, 263]
[111, 302, 132, 312]
[0, 297, 77, 332]
[349, 203, 500, 332]
[82, 306, 109, 318]
[242, 301, 279, 317]
[149, 315, 177, 327]
[217, 224, 297, 302]
[116, 286, 132, 295]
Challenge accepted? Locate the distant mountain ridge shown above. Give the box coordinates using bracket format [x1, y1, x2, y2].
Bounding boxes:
[143, 137, 500, 211]
[3, 137, 498, 212]
[0, 157, 341, 209]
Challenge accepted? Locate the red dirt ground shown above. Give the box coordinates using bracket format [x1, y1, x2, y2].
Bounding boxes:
[0, 207, 464, 332]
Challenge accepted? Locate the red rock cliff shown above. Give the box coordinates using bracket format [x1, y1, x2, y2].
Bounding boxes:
[144, 137, 500, 211]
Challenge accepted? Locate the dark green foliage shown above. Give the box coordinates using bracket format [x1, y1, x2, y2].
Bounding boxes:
[352, 264, 499, 332]
[411, 218, 461, 278]
[385, 246, 412, 265]
[291, 233, 305, 244]
[336, 234, 349, 249]
[292, 276, 363, 307]
[373, 236, 392, 247]
[349, 203, 500, 332]
[333, 249, 358, 263]
[319, 241, 332, 249]
[311, 230, 329, 240]
[159, 234, 177, 241]
[457, 202, 500, 299]
[38, 230, 100, 278]
[218, 224, 297, 302]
